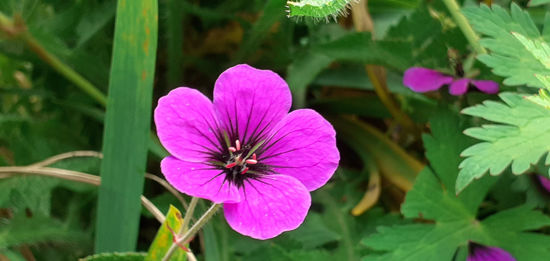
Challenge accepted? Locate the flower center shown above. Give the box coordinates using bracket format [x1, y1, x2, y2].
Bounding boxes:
[224, 139, 258, 175]
[207, 134, 272, 188]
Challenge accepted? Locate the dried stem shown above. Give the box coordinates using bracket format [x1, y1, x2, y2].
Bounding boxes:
[0, 166, 165, 223]
[350, 0, 418, 136]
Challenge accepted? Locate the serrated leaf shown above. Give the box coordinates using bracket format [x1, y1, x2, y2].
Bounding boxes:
[362, 112, 550, 261]
[463, 3, 547, 88]
[0, 212, 88, 248]
[287, 0, 353, 19]
[457, 92, 550, 192]
[145, 205, 187, 261]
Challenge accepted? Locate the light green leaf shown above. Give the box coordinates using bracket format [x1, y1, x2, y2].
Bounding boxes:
[456, 92, 550, 193]
[463, 3, 547, 88]
[286, 0, 353, 19]
[362, 111, 550, 261]
[528, 0, 550, 7]
[145, 206, 187, 261]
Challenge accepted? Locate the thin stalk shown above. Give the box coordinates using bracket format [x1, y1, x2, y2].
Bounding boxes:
[21, 32, 107, 105]
[181, 197, 199, 234]
[0, 166, 165, 223]
[442, 0, 487, 54]
[162, 203, 222, 261]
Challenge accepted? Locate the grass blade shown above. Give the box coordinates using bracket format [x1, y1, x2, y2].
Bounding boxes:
[95, 0, 158, 252]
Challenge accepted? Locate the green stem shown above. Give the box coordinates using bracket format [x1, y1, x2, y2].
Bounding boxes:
[442, 0, 487, 54]
[162, 203, 222, 261]
[22, 32, 107, 106]
[180, 197, 199, 234]
[0, 11, 107, 106]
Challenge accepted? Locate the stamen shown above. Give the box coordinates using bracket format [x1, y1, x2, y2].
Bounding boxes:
[225, 162, 237, 168]
[241, 167, 249, 174]
[245, 159, 257, 165]
[235, 140, 241, 151]
[228, 147, 237, 152]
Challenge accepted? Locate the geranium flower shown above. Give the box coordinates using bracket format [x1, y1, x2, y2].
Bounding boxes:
[403, 67, 499, 95]
[155, 64, 339, 239]
[468, 244, 516, 261]
[537, 175, 550, 193]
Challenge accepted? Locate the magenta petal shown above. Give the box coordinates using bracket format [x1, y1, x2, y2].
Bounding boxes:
[161, 156, 242, 203]
[468, 246, 516, 261]
[155, 87, 222, 162]
[213, 64, 292, 143]
[403, 67, 454, 93]
[260, 109, 339, 191]
[449, 78, 470, 96]
[538, 175, 550, 192]
[223, 175, 311, 239]
[471, 80, 499, 94]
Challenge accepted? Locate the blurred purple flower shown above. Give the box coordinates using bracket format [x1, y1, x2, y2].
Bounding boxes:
[468, 244, 516, 261]
[403, 67, 499, 96]
[537, 175, 550, 192]
[154, 64, 340, 239]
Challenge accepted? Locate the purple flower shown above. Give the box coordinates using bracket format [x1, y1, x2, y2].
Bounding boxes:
[538, 175, 550, 192]
[403, 67, 499, 95]
[468, 244, 516, 261]
[154, 64, 340, 239]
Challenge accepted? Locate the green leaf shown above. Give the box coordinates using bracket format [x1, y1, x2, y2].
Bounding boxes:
[95, 0, 158, 252]
[286, 0, 352, 19]
[145, 206, 187, 261]
[528, 0, 550, 7]
[0, 212, 88, 248]
[312, 33, 411, 71]
[462, 3, 547, 88]
[456, 92, 550, 193]
[362, 111, 550, 261]
[80, 252, 146, 261]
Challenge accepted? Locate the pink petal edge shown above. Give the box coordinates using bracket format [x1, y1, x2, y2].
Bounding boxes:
[471, 80, 499, 94]
[213, 64, 292, 143]
[261, 109, 340, 191]
[161, 156, 243, 204]
[403, 67, 454, 93]
[223, 174, 311, 239]
[449, 78, 470, 96]
[154, 87, 222, 162]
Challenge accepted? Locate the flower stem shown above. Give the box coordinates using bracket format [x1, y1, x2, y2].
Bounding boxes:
[162, 203, 222, 261]
[442, 0, 487, 55]
[180, 197, 199, 234]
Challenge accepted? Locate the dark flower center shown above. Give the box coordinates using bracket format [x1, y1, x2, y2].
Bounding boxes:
[207, 133, 274, 188]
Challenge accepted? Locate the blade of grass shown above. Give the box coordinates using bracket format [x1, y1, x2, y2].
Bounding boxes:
[163, 0, 185, 88]
[95, 0, 158, 252]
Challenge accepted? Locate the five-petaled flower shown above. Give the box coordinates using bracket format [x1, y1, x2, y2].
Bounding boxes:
[403, 67, 499, 96]
[467, 243, 516, 261]
[155, 64, 340, 239]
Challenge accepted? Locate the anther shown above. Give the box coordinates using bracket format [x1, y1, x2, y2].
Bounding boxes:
[225, 162, 237, 168]
[245, 159, 257, 165]
[241, 167, 249, 174]
[228, 147, 236, 152]
[235, 140, 241, 151]
[252, 153, 257, 160]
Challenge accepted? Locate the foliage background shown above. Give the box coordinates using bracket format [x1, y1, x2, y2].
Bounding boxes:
[1, 0, 549, 260]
